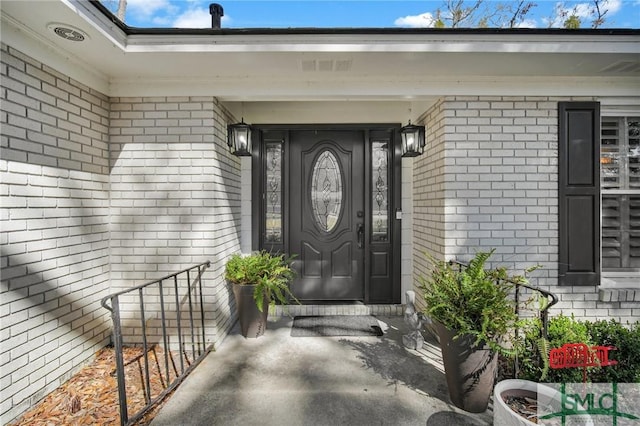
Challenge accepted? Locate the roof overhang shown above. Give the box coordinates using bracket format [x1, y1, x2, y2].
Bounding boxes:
[1, 0, 639, 116]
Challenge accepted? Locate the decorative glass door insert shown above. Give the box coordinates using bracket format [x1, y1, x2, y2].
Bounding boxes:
[372, 141, 389, 242]
[310, 150, 343, 233]
[265, 141, 283, 243]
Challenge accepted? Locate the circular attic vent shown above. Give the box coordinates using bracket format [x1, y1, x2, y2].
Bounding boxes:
[47, 23, 89, 42]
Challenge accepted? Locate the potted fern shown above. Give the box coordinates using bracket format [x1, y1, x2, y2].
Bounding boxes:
[419, 249, 537, 413]
[224, 251, 297, 338]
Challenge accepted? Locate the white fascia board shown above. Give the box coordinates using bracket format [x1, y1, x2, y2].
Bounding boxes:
[62, 0, 128, 50]
[108, 75, 640, 99]
[123, 33, 640, 54]
[62, 2, 639, 55]
[53, 1, 640, 57]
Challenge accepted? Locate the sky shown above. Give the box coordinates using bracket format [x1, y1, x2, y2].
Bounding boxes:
[101, 0, 640, 29]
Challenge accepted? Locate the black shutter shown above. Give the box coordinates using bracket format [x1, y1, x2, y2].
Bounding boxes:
[558, 102, 601, 286]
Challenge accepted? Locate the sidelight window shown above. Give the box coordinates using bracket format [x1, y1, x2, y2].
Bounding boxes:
[372, 141, 389, 241]
[265, 141, 283, 243]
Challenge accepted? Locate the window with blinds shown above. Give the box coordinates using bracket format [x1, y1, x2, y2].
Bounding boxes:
[601, 117, 640, 272]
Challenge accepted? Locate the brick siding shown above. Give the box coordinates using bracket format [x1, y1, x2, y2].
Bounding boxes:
[412, 99, 446, 312]
[1, 44, 111, 422]
[108, 96, 241, 349]
[1, 46, 242, 423]
[412, 96, 639, 325]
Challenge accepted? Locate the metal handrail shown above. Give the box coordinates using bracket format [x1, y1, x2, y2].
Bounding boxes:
[512, 281, 558, 339]
[101, 261, 212, 426]
[447, 259, 558, 379]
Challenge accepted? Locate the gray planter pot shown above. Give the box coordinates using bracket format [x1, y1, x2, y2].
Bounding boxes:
[435, 321, 497, 413]
[232, 284, 269, 338]
[494, 379, 595, 426]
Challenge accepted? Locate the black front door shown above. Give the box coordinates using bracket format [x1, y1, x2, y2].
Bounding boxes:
[253, 125, 401, 304]
[289, 130, 365, 301]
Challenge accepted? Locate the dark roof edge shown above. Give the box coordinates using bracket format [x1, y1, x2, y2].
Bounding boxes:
[89, 0, 640, 36]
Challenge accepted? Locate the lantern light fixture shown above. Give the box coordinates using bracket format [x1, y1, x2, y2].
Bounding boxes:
[227, 118, 252, 157]
[400, 121, 426, 157]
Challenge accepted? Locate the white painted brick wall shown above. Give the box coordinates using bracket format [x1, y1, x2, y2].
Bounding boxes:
[2, 46, 243, 424]
[412, 95, 638, 326]
[412, 99, 446, 312]
[108, 96, 241, 349]
[1, 45, 111, 423]
[441, 96, 559, 273]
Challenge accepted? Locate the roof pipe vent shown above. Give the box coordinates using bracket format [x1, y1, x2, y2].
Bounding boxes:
[210, 3, 224, 29]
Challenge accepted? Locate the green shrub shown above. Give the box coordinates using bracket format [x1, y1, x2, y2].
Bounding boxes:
[588, 320, 640, 383]
[545, 315, 593, 383]
[515, 314, 590, 383]
[509, 317, 547, 381]
[512, 315, 639, 383]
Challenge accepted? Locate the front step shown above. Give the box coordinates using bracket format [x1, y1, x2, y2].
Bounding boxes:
[271, 303, 404, 317]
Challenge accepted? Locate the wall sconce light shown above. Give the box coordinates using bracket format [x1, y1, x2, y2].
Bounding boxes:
[400, 121, 426, 157]
[227, 118, 252, 156]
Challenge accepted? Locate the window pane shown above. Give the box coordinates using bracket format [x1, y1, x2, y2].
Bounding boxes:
[601, 117, 640, 273]
[602, 195, 621, 269]
[372, 141, 389, 242]
[628, 118, 640, 190]
[601, 119, 621, 189]
[311, 150, 343, 232]
[631, 195, 640, 268]
[603, 194, 640, 271]
[265, 142, 282, 243]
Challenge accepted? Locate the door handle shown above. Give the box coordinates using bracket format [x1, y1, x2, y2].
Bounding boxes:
[356, 223, 364, 249]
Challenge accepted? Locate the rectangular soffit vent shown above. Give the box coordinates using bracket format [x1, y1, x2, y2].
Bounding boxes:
[300, 59, 352, 72]
[600, 61, 640, 74]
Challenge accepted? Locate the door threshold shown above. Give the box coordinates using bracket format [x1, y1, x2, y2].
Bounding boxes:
[271, 303, 403, 317]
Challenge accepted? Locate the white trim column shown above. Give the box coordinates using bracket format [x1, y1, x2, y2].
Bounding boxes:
[401, 157, 414, 299]
[240, 156, 252, 254]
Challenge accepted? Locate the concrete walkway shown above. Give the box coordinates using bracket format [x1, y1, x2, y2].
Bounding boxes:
[151, 316, 493, 426]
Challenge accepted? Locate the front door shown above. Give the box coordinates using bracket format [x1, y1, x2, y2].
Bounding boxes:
[289, 130, 364, 301]
[253, 125, 401, 304]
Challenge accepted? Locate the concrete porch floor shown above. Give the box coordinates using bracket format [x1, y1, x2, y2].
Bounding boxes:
[150, 316, 493, 426]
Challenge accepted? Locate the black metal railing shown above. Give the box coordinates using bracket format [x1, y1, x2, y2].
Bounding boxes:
[512, 281, 558, 339]
[101, 261, 212, 426]
[447, 259, 558, 339]
[448, 259, 558, 378]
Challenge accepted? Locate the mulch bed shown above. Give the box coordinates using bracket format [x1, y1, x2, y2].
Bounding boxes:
[8, 346, 181, 426]
[503, 394, 540, 424]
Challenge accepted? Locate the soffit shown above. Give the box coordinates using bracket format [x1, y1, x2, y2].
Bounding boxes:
[1, 0, 639, 100]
